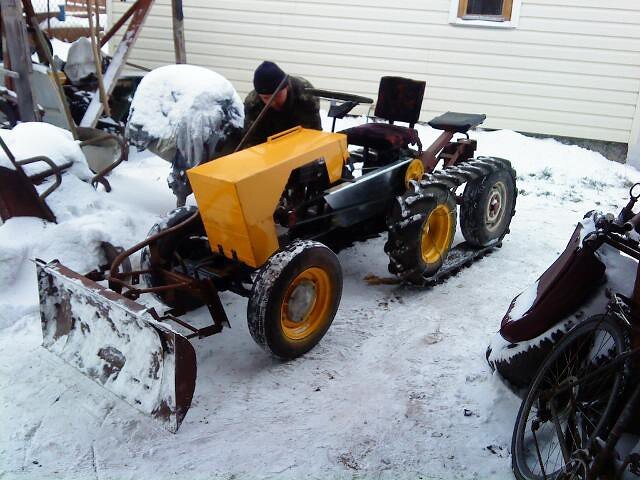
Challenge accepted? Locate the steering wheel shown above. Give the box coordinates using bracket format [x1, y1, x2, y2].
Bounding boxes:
[305, 88, 373, 105]
[306, 89, 374, 132]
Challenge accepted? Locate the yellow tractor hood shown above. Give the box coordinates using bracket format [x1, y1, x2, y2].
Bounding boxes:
[187, 127, 348, 268]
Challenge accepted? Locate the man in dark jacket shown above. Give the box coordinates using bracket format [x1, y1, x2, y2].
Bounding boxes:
[242, 61, 322, 148]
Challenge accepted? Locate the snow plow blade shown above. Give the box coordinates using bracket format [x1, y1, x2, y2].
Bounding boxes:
[36, 259, 196, 433]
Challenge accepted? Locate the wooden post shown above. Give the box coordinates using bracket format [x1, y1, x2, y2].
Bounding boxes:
[86, 0, 111, 118]
[171, 0, 187, 64]
[94, 0, 102, 45]
[80, 0, 154, 127]
[0, 0, 38, 122]
[22, 0, 51, 65]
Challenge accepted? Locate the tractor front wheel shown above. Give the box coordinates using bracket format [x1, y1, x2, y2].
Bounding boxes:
[248, 240, 342, 359]
[140, 206, 208, 312]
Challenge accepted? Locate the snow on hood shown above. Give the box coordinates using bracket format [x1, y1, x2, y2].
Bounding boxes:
[0, 122, 92, 181]
[126, 65, 244, 168]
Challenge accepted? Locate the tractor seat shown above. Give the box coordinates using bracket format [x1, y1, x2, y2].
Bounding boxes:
[344, 123, 422, 151]
[340, 76, 426, 152]
[428, 112, 486, 134]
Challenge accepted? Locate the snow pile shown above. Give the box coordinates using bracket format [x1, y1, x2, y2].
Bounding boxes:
[126, 65, 244, 168]
[0, 151, 172, 324]
[0, 122, 92, 181]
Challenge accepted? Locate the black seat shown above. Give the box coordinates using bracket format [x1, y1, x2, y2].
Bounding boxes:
[341, 76, 426, 152]
[428, 112, 486, 134]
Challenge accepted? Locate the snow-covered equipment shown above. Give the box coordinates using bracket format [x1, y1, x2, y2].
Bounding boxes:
[125, 65, 244, 206]
[0, 0, 186, 133]
[36, 260, 196, 433]
[63, 37, 97, 85]
[487, 183, 640, 392]
[37, 82, 517, 432]
[0, 122, 126, 223]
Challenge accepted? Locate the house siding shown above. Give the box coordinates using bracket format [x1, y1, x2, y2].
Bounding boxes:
[109, 0, 640, 146]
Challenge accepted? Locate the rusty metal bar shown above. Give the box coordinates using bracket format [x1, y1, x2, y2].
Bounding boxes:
[0, 137, 57, 222]
[23, 160, 74, 184]
[76, 127, 128, 191]
[16, 156, 68, 201]
[420, 130, 454, 171]
[99, 0, 139, 47]
[108, 210, 201, 281]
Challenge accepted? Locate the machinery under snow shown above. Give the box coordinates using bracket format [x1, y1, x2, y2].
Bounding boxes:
[125, 65, 244, 205]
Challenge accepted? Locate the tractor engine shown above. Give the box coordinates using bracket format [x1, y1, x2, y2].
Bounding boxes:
[275, 159, 330, 228]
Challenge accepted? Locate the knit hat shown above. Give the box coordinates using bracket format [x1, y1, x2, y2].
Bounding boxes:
[253, 61, 287, 94]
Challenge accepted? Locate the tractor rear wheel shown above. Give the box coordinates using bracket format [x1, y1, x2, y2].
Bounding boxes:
[248, 240, 342, 359]
[385, 185, 457, 284]
[140, 206, 207, 312]
[460, 167, 517, 247]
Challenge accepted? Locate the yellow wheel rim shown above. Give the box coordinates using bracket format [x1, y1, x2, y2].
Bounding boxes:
[420, 204, 453, 264]
[280, 267, 333, 341]
[404, 159, 425, 189]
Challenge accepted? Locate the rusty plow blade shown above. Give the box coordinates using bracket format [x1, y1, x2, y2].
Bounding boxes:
[36, 259, 196, 433]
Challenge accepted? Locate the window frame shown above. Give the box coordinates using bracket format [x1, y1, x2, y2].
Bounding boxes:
[449, 0, 522, 28]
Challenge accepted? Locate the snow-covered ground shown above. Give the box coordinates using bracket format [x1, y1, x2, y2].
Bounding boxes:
[1, 115, 639, 479]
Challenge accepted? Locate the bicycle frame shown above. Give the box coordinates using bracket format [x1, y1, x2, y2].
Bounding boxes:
[543, 296, 640, 479]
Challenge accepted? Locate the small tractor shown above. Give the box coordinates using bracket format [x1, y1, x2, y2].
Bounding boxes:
[36, 76, 517, 432]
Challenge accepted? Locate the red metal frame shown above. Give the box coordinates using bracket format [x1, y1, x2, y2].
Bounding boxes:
[421, 131, 478, 172]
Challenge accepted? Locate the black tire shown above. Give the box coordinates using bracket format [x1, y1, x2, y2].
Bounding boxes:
[487, 325, 571, 394]
[385, 185, 457, 284]
[461, 166, 517, 247]
[248, 240, 342, 359]
[140, 206, 207, 312]
[511, 314, 629, 480]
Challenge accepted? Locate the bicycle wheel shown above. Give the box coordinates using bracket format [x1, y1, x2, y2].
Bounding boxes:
[511, 314, 629, 480]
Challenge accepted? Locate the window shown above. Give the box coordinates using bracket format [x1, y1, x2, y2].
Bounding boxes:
[449, 0, 521, 28]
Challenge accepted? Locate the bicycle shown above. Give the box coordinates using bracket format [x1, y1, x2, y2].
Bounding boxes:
[511, 183, 640, 480]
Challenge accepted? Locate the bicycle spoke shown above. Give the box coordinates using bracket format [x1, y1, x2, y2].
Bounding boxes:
[574, 402, 597, 431]
[512, 315, 628, 480]
[532, 424, 548, 479]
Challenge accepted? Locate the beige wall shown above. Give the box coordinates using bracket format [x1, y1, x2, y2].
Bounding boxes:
[110, 0, 640, 146]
